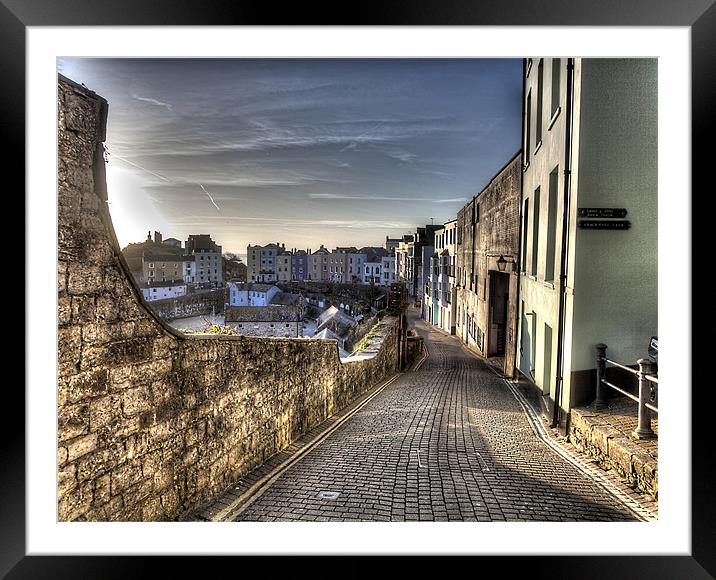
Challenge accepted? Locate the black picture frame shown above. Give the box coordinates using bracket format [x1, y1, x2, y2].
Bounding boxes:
[9, 1, 706, 577]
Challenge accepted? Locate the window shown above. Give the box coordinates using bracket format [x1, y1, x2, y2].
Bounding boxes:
[525, 91, 532, 165]
[545, 167, 559, 283]
[521, 199, 529, 273]
[531, 187, 540, 277]
[551, 58, 561, 119]
[536, 59, 544, 144]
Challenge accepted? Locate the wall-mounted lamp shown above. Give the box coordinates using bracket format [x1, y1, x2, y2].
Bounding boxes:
[497, 255, 508, 272]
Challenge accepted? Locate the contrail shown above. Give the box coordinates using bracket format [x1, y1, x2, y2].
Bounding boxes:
[340, 121, 384, 152]
[111, 154, 171, 182]
[198, 182, 221, 212]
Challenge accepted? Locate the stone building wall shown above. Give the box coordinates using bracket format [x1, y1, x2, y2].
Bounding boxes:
[57, 76, 400, 522]
[455, 152, 522, 376]
[225, 320, 304, 338]
[146, 288, 226, 320]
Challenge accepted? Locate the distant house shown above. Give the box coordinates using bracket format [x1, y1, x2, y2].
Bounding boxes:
[227, 282, 280, 306]
[162, 237, 182, 248]
[225, 305, 303, 338]
[363, 262, 382, 285]
[316, 305, 358, 338]
[307, 245, 331, 281]
[381, 255, 396, 287]
[290, 249, 309, 282]
[138, 280, 187, 302]
[186, 234, 223, 288]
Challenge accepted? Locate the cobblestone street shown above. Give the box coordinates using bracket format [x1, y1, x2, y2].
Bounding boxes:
[218, 310, 641, 522]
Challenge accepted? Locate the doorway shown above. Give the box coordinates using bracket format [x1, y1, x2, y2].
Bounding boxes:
[488, 271, 510, 357]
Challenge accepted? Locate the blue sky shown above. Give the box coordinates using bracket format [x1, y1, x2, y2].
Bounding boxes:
[58, 58, 522, 257]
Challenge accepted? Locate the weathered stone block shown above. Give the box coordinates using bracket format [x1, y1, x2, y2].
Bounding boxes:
[121, 385, 153, 418]
[58, 295, 72, 326]
[58, 262, 68, 293]
[608, 437, 635, 478]
[60, 368, 110, 407]
[58, 326, 82, 370]
[89, 395, 122, 431]
[67, 263, 104, 295]
[95, 295, 119, 322]
[58, 403, 90, 443]
[81, 338, 154, 371]
[71, 295, 97, 324]
[65, 432, 98, 463]
[58, 462, 77, 496]
[76, 447, 115, 483]
[110, 461, 143, 496]
[93, 473, 111, 506]
[58, 479, 94, 521]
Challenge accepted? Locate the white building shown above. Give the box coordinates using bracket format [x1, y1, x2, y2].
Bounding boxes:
[381, 255, 396, 287]
[517, 58, 657, 430]
[140, 281, 187, 301]
[363, 262, 382, 285]
[435, 220, 457, 334]
[228, 282, 281, 306]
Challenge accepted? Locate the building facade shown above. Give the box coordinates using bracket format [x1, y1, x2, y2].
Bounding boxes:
[247, 243, 281, 282]
[141, 253, 184, 284]
[431, 220, 458, 334]
[291, 249, 309, 282]
[276, 250, 292, 282]
[327, 251, 349, 283]
[227, 282, 281, 306]
[139, 281, 187, 301]
[456, 152, 522, 377]
[516, 58, 657, 430]
[381, 255, 396, 287]
[307, 245, 330, 281]
[224, 306, 303, 338]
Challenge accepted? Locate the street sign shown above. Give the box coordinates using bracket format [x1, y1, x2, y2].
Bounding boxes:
[578, 220, 631, 230]
[577, 207, 628, 218]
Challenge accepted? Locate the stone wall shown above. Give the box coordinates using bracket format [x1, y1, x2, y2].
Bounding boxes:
[146, 288, 226, 320]
[57, 75, 401, 522]
[569, 407, 658, 500]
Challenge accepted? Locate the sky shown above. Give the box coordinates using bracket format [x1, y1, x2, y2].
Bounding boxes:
[58, 58, 523, 259]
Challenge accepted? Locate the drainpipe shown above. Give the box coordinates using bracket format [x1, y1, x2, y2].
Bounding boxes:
[551, 58, 575, 430]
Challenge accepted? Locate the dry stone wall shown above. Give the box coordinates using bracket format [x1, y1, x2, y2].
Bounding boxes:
[57, 76, 400, 522]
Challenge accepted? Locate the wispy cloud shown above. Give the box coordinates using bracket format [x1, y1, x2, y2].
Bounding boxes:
[433, 197, 467, 203]
[309, 193, 465, 204]
[130, 93, 173, 110]
[340, 121, 384, 152]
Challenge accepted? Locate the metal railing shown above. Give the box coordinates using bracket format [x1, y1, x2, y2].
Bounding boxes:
[594, 343, 658, 439]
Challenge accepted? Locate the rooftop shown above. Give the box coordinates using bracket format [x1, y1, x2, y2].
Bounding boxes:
[225, 305, 301, 323]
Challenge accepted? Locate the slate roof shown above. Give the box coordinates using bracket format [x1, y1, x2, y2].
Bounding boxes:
[229, 282, 276, 293]
[138, 280, 186, 289]
[225, 306, 301, 323]
[269, 292, 301, 306]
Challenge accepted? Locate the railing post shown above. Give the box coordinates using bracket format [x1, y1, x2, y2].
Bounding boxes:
[594, 343, 608, 410]
[633, 358, 657, 439]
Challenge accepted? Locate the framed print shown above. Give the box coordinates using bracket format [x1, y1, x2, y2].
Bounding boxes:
[9, 0, 709, 577]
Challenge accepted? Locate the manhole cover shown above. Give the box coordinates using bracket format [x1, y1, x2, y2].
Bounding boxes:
[317, 491, 340, 500]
